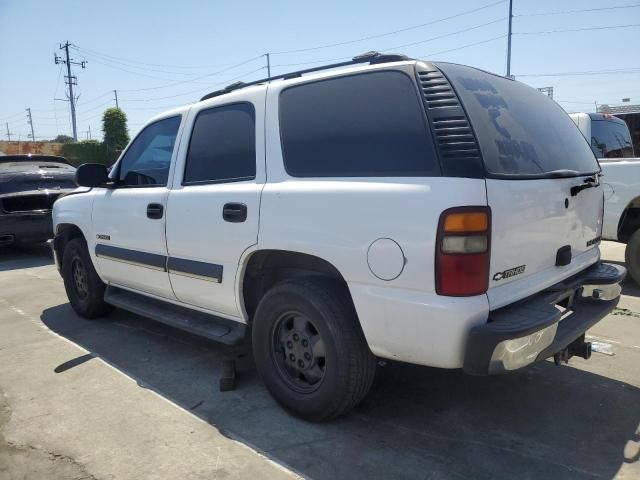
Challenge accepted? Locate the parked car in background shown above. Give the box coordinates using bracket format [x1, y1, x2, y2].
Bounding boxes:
[0, 154, 77, 246]
[569, 113, 640, 284]
[53, 53, 625, 420]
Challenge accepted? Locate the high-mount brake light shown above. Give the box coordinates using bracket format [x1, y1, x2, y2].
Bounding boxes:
[436, 207, 491, 296]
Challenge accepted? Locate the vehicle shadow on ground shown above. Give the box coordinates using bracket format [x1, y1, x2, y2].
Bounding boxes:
[0, 244, 52, 272]
[41, 303, 640, 480]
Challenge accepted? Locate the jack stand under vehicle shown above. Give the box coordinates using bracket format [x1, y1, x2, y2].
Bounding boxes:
[219, 346, 250, 392]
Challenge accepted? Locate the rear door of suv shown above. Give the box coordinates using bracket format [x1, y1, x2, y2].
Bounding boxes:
[164, 89, 265, 318]
[437, 62, 603, 309]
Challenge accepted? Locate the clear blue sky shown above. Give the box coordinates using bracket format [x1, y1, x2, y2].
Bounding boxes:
[1, 0, 639, 141]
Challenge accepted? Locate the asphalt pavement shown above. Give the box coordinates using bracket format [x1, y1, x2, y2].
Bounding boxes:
[0, 242, 638, 480]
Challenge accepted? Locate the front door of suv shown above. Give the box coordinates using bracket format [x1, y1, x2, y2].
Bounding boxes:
[165, 94, 264, 318]
[91, 115, 183, 298]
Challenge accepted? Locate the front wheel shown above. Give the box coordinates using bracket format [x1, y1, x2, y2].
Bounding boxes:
[625, 230, 640, 285]
[252, 277, 376, 421]
[62, 238, 113, 318]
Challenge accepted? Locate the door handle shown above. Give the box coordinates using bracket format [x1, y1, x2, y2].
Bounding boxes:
[147, 203, 164, 219]
[223, 203, 247, 223]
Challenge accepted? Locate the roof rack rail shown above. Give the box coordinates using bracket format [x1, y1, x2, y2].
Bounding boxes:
[199, 51, 409, 101]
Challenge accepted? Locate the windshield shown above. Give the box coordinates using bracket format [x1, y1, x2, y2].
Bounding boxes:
[437, 62, 600, 177]
[590, 119, 634, 158]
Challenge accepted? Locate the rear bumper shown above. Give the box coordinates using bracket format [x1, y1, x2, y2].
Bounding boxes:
[0, 212, 53, 244]
[463, 262, 626, 375]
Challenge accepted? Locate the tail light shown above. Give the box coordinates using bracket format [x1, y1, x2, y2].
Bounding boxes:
[436, 207, 491, 296]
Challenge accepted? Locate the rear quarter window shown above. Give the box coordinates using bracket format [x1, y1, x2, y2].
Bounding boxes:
[279, 71, 439, 177]
[437, 63, 599, 177]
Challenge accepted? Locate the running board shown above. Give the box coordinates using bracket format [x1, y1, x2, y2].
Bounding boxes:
[104, 286, 247, 345]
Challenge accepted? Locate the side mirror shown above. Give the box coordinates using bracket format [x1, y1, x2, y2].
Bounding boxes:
[75, 163, 109, 188]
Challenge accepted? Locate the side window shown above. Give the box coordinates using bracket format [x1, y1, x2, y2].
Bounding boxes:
[279, 71, 439, 177]
[183, 103, 256, 185]
[117, 116, 181, 187]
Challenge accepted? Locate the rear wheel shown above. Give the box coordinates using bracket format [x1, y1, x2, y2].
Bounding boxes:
[625, 230, 640, 285]
[252, 277, 376, 420]
[62, 238, 113, 318]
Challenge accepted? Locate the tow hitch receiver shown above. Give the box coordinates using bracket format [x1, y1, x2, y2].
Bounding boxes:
[554, 334, 592, 365]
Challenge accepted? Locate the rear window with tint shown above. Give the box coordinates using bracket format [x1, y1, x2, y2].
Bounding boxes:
[590, 119, 634, 159]
[437, 62, 599, 177]
[184, 103, 256, 184]
[279, 71, 439, 177]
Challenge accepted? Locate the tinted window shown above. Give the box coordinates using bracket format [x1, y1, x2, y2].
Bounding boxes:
[117, 116, 181, 186]
[590, 120, 634, 158]
[438, 63, 600, 177]
[184, 103, 256, 184]
[279, 71, 438, 177]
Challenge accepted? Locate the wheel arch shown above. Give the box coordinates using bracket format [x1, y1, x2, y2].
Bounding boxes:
[54, 223, 87, 268]
[617, 196, 640, 243]
[239, 249, 353, 322]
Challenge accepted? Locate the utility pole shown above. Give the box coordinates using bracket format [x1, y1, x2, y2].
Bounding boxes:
[5, 122, 11, 142]
[113, 89, 119, 109]
[55, 41, 86, 141]
[265, 53, 271, 80]
[506, 0, 513, 78]
[26, 108, 35, 140]
[89, 125, 92, 140]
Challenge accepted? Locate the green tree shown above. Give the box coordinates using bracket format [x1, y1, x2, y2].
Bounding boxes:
[54, 134, 74, 144]
[102, 108, 129, 151]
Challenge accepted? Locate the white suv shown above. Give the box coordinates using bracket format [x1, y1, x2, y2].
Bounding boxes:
[52, 52, 625, 420]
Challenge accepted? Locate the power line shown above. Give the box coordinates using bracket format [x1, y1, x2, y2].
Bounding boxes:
[119, 66, 266, 103]
[271, 55, 350, 68]
[272, 18, 507, 70]
[555, 100, 598, 105]
[384, 17, 506, 51]
[419, 34, 507, 58]
[516, 3, 640, 17]
[75, 54, 190, 83]
[516, 68, 640, 77]
[76, 99, 114, 116]
[271, 0, 506, 54]
[76, 91, 114, 105]
[73, 49, 225, 77]
[71, 45, 236, 70]
[117, 55, 265, 92]
[0, 111, 27, 121]
[517, 24, 640, 35]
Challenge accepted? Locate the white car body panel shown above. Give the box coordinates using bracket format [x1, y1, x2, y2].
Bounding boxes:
[598, 159, 640, 240]
[485, 177, 602, 309]
[89, 107, 190, 299]
[165, 86, 266, 318]
[569, 112, 640, 242]
[52, 61, 614, 370]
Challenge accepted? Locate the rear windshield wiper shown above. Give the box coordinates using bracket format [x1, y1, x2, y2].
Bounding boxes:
[570, 175, 600, 197]
[545, 169, 582, 178]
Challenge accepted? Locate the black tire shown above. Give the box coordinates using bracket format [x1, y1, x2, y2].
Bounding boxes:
[252, 276, 376, 420]
[625, 230, 640, 285]
[62, 237, 113, 319]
